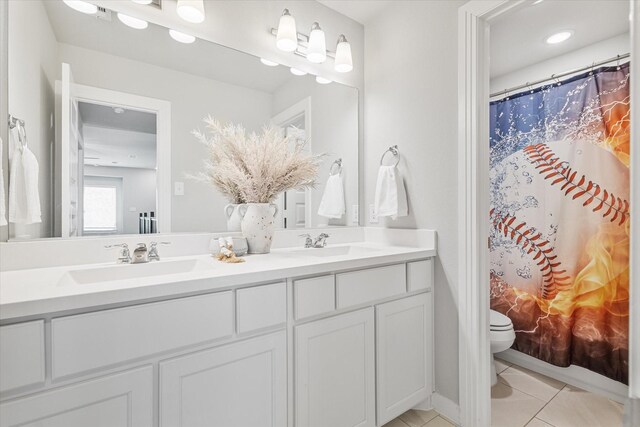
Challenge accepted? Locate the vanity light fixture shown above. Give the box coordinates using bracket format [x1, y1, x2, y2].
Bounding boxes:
[276, 9, 298, 52]
[307, 22, 327, 63]
[334, 35, 353, 73]
[315, 76, 332, 84]
[290, 67, 307, 76]
[177, 0, 206, 24]
[169, 29, 196, 44]
[260, 58, 279, 67]
[131, 0, 153, 4]
[62, 0, 97, 15]
[546, 31, 573, 44]
[117, 13, 149, 30]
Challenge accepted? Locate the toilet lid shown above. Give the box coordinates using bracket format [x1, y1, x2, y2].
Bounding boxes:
[490, 309, 513, 330]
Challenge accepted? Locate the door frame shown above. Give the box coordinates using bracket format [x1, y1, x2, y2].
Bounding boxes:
[271, 97, 313, 228]
[71, 83, 172, 234]
[457, 0, 638, 425]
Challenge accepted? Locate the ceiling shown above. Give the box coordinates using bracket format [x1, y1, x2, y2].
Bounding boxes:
[317, 1, 395, 25]
[79, 102, 157, 169]
[490, 0, 629, 78]
[44, 1, 297, 94]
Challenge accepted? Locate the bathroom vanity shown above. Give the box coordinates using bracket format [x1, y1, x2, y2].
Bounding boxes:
[0, 238, 436, 427]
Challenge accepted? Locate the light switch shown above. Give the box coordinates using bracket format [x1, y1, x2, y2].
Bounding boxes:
[174, 181, 185, 196]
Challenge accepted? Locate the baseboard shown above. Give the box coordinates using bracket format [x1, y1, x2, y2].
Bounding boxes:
[431, 393, 461, 425]
[498, 349, 629, 403]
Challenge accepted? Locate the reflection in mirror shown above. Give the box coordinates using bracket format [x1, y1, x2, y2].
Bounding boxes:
[5, 0, 359, 240]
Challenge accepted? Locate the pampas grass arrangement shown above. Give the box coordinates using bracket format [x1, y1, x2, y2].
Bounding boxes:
[191, 116, 322, 204]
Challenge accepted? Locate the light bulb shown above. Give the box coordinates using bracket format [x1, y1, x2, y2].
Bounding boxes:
[177, 0, 205, 24]
[169, 29, 196, 44]
[260, 58, 279, 67]
[316, 76, 332, 84]
[290, 68, 307, 76]
[307, 22, 326, 63]
[276, 9, 298, 52]
[546, 31, 572, 44]
[117, 13, 148, 30]
[334, 35, 353, 73]
[62, 0, 97, 14]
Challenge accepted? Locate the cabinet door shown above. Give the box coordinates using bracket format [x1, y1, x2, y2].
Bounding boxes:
[376, 293, 432, 425]
[0, 366, 153, 427]
[159, 331, 287, 427]
[295, 308, 375, 427]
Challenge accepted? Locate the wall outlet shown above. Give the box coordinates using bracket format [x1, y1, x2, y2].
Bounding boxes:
[174, 181, 184, 196]
[352, 205, 359, 224]
[368, 204, 378, 224]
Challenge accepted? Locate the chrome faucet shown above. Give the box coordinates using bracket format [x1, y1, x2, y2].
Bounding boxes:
[105, 243, 132, 264]
[148, 242, 171, 261]
[132, 243, 149, 264]
[313, 233, 330, 248]
[300, 233, 330, 248]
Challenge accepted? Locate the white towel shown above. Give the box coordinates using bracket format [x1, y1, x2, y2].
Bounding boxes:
[318, 173, 345, 219]
[0, 137, 6, 226]
[374, 165, 408, 219]
[8, 130, 41, 225]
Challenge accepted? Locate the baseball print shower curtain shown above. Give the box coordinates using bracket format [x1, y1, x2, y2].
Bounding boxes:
[489, 63, 630, 384]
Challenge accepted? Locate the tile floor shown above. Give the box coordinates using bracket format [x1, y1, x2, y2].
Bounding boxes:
[492, 358, 625, 427]
[383, 409, 456, 427]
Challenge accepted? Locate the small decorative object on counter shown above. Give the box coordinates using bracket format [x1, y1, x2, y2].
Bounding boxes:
[150, 211, 157, 233]
[138, 212, 158, 234]
[190, 116, 322, 253]
[215, 237, 245, 263]
[209, 236, 248, 256]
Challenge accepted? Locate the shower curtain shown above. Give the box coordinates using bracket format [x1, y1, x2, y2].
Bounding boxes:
[489, 63, 630, 384]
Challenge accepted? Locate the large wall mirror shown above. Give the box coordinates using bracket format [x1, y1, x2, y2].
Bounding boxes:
[3, 0, 359, 240]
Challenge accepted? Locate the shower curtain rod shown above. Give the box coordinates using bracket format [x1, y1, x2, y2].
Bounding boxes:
[490, 52, 630, 99]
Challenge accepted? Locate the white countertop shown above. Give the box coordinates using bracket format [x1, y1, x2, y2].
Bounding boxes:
[0, 243, 435, 321]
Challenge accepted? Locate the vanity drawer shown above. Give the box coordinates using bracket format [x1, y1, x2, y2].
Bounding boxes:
[407, 259, 434, 292]
[294, 275, 335, 319]
[0, 321, 45, 393]
[236, 282, 286, 334]
[51, 292, 233, 379]
[336, 264, 406, 309]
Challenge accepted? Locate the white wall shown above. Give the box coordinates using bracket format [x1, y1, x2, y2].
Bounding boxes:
[364, 0, 465, 404]
[57, 43, 274, 233]
[490, 33, 630, 94]
[272, 78, 359, 227]
[84, 165, 157, 235]
[7, 0, 57, 239]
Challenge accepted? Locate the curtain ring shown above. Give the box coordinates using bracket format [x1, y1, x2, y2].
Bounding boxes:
[616, 54, 621, 70]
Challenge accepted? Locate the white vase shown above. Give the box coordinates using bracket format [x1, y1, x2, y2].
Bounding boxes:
[238, 203, 279, 254]
[224, 204, 242, 232]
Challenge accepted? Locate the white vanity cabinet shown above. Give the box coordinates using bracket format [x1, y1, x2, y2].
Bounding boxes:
[0, 255, 435, 427]
[159, 331, 287, 427]
[376, 293, 433, 425]
[295, 308, 376, 427]
[0, 366, 153, 427]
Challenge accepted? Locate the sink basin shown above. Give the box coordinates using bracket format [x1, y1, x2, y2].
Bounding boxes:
[58, 259, 211, 286]
[287, 245, 381, 258]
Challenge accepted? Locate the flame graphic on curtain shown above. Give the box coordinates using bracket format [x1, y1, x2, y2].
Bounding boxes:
[489, 63, 630, 384]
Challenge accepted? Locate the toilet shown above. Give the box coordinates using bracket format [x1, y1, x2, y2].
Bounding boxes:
[490, 309, 516, 385]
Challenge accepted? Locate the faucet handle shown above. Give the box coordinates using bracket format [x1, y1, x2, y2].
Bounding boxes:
[105, 243, 132, 264]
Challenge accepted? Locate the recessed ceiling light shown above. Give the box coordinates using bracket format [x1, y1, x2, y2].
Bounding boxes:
[117, 13, 149, 30]
[290, 67, 307, 76]
[315, 76, 332, 84]
[113, 107, 125, 114]
[546, 31, 572, 44]
[62, 0, 97, 15]
[260, 58, 279, 67]
[177, 0, 206, 24]
[169, 29, 196, 44]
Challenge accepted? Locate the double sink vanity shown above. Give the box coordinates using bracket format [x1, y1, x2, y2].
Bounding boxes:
[0, 230, 437, 427]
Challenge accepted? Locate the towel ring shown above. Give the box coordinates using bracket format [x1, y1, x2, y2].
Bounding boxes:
[330, 158, 342, 176]
[380, 145, 400, 167]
